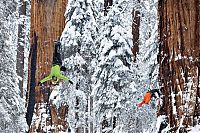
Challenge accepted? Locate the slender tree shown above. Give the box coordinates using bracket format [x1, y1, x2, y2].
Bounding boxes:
[126, 0, 159, 132]
[132, 0, 140, 62]
[0, 0, 27, 131]
[92, 0, 134, 132]
[61, 0, 97, 132]
[17, 0, 27, 97]
[157, 0, 200, 132]
[104, 0, 113, 16]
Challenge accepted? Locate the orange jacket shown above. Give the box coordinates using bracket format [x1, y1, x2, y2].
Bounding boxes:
[143, 92, 152, 104]
[137, 91, 152, 107]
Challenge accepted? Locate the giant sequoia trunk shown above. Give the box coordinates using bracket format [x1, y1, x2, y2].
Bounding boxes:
[26, 0, 68, 132]
[158, 0, 200, 132]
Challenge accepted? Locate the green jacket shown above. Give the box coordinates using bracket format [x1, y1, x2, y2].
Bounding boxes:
[40, 65, 69, 84]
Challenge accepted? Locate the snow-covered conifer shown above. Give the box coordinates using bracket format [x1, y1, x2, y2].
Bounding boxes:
[91, 0, 135, 132]
[0, 0, 28, 131]
[60, 0, 98, 131]
[127, 0, 159, 132]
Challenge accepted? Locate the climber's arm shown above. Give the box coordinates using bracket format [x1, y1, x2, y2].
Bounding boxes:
[58, 74, 74, 84]
[58, 74, 70, 81]
[40, 75, 52, 84]
[137, 100, 145, 107]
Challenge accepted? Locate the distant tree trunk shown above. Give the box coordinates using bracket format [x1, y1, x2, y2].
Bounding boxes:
[104, 0, 113, 16]
[89, 96, 93, 133]
[100, 1, 114, 131]
[113, 116, 116, 129]
[26, 0, 67, 132]
[132, 3, 140, 62]
[102, 116, 109, 133]
[75, 94, 81, 133]
[17, 0, 26, 97]
[158, 0, 200, 132]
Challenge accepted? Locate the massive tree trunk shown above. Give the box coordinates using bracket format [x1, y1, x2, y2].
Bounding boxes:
[26, 0, 68, 132]
[158, 0, 200, 132]
[17, 0, 26, 97]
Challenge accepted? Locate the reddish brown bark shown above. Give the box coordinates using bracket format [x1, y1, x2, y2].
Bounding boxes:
[132, 8, 140, 62]
[26, 0, 68, 132]
[158, 0, 200, 132]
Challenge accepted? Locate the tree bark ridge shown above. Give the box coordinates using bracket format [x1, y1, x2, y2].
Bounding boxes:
[158, 0, 200, 132]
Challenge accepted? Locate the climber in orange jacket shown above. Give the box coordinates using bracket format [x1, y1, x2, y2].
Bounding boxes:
[137, 89, 160, 107]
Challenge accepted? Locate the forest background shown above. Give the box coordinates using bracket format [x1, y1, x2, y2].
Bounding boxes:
[0, 0, 199, 132]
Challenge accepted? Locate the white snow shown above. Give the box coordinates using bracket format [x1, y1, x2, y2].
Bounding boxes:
[156, 115, 169, 133]
[188, 125, 200, 133]
[2, 0, 199, 132]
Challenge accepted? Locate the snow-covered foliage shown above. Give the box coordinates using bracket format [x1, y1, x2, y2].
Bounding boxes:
[128, 0, 159, 132]
[103, 0, 159, 132]
[0, 0, 198, 132]
[188, 125, 200, 133]
[59, 0, 161, 132]
[139, 0, 159, 82]
[91, 0, 135, 132]
[0, 0, 28, 131]
[19, 0, 31, 98]
[61, 0, 98, 131]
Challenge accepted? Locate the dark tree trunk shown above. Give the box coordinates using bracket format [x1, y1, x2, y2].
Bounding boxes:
[158, 0, 200, 132]
[17, 0, 26, 97]
[102, 116, 109, 133]
[75, 95, 82, 133]
[132, 4, 140, 62]
[104, 0, 113, 16]
[26, 32, 37, 128]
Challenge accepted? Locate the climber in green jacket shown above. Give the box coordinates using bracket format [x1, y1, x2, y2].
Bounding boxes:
[40, 65, 73, 84]
[39, 40, 73, 85]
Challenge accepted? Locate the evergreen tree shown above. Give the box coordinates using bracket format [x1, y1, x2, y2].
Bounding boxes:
[0, 0, 27, 131]
[61, 0, 98, 132]
[91, 0, 135, 132]
[126, 0, 159, 132]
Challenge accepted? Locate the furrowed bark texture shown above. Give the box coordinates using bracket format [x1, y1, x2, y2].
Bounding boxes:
[26, 0, 68, 132]
[158, 0, 200, 132]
